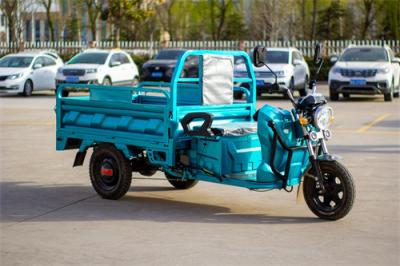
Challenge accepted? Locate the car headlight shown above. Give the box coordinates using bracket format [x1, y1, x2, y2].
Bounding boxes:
[86, 68, 97, 74]
[377, 67, 390, 74]
[331, 67, 342, 74]
[57, 68, 63, 74]
[313, 106, 334, 130]
[7, 73, 23, 80]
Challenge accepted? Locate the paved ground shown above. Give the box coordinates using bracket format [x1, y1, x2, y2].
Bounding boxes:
[1, 85, 399, 266]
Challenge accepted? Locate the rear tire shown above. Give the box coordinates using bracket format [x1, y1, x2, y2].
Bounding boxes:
[304, 160, 355, 220]
[165, 173, 198, 190]
[89, 144, 132, 200]
[22, 79, 33, 97]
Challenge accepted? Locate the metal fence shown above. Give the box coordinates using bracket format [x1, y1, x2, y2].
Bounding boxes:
[1, 40, 399, 57]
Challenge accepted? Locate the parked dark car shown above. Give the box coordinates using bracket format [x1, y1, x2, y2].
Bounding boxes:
[141, 49, 198, 82]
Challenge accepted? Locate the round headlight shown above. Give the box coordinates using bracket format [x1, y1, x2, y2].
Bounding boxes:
[313, 106, 334, 130]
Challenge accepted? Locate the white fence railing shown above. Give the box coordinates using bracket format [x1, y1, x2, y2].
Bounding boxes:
[1, 40, 399, 57]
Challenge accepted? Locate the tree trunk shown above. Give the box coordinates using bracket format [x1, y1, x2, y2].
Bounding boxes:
[311, 0, 317, 40]
[46, 8, 55, 41]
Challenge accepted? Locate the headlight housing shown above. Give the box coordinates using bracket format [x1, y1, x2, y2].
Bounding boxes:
[377, 67, 390, 74]
[86, 68, 97, 74]
[7, 73, 23, 80]
[331, 67, 342, 74]
[313, 106, 334, 130]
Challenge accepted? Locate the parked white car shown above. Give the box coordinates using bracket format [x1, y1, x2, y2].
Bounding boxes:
[56, 49, 139, 96]
[328, 45, 400, 101]
[235, 47, 310, 99]
[0, 51, 63, 96]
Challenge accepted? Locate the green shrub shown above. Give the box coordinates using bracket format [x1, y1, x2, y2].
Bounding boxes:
[304, 56, 333, 81]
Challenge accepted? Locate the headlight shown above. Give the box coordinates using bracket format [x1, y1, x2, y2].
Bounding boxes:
[57, 68, 63, 74]
[7, 73, 23, 80]
[86, 68, 97, 74]
[377, 67, 390, 74]
[331, 67, 341, 74]
[313, 106, 334, 130]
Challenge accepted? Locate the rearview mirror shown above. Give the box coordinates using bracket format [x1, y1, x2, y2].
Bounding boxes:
[330, 55, 338, 64]
[313, 43, 322, 64]
[293, 59, 302, 66]
[110, 61, 121, 67]
[392, 57, 400, 64]
[253, 45, 267, 67]
[33, 63, 42, 69]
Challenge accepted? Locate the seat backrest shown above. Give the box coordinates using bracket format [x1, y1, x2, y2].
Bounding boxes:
[202, 54, 234, 105]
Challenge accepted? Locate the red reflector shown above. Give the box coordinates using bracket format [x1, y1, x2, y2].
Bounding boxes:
[101, 168, 113, 176]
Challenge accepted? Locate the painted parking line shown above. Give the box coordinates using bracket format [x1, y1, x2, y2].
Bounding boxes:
[356, 113, 392, 133]
[0, 121, 55, 126]
[334, 129, 399, 135]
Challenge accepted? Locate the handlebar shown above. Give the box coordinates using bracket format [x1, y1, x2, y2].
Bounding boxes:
[280, 85, 297, 108]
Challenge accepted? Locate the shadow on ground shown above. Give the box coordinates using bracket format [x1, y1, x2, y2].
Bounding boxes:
[0, 181, 323, 225]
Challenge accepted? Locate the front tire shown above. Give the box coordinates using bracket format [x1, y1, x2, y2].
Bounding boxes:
[22, 79, 33, 97]
[102, 77, 112, 86]
[329, 88, 339, 101]
[299, 75, 308, 97]
[304, 160, 355, 220]
[384, 80, 394, 102]
[89, 144, 132, 200]
[165, 173, 198, 190]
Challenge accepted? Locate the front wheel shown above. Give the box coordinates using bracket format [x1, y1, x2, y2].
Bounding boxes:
[165, 173, 198, 190]
[22, 79, 33, 97]
[303, 160, 355, 220]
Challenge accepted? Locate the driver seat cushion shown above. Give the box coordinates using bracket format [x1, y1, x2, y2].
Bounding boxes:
[211, 122, 257, 136]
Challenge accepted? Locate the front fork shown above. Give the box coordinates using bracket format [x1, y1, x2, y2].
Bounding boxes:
[304, 129, 331, 193]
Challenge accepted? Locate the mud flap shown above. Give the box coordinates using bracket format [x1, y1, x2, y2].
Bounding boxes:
[73, 151, 87, 167]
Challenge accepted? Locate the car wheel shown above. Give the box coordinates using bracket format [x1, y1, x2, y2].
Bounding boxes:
[329, 87, 339, 101]
[299, 75, 308, 97]
[102, 77, 112, 86]
[287, 77, 295, 97]
[22, 79, 33, 97]
[384, 79, 394, 102]
[394, 80, 399, 98]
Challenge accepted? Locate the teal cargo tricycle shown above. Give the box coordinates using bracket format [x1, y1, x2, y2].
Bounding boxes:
[56, 45, 355, 220]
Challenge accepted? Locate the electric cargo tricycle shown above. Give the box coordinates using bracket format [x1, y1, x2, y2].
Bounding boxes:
[56, 44, 355, 220]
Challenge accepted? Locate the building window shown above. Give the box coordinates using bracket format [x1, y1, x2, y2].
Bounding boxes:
[35, 20, 40, 41]
[25, 20, 32, 41]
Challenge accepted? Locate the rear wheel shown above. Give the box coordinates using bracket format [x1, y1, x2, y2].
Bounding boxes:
[22, 79, 33, 97]
[304, 160, 355, 220]
[165, 173, 198, 190]
[89, 144, 132, 200]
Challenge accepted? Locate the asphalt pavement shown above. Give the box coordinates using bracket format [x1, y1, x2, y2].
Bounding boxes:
[1, 84, 399, 266]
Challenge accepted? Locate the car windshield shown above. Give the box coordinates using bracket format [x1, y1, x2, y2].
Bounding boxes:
[0, 56, 33, 68]
[68, 52, 108, 64]
[155, 50, 185, 60]
[340, 48, 388, 62]
[265, 51, 289, 64]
